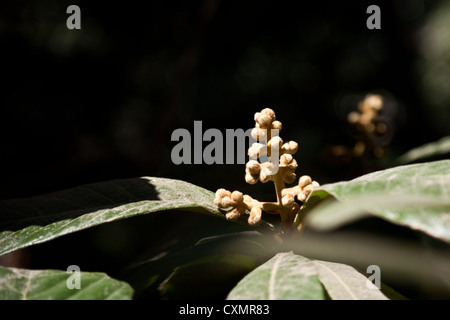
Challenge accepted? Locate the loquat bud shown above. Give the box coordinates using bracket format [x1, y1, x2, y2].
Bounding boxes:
[348, 112, 360, 124]
[246, 160, 261, 175]
[259, 162, 274, 183]
[282, 141, 298, 155]
[297, 191, 307, 202]
[226, 208, 241, 221]
[281, 193, 294, 207]
[303, 185, 314, 198]
[280, 154, 294, 166]
[267, 136, 283, 155]
[215, 188, 230, 199]
[251, 127, 267, 141]
[248, 143, 267, 159]
[271, 120, 282, 131]
[365, 94, 383, 111]
[255, 108, 276, 129]
[245, 172, 258, 184]
[298, 175, 312, 188]
[220, 196, 234, 208]
[231, 190, 244, 203]
[248, 207, 262, 225]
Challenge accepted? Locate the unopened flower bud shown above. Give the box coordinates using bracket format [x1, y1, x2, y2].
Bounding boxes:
[246, 160, 261, 175]
[271, 120, 282, 130]
[226, 208, 241, 221]
[245, 172, 258, 184]
[282, 141, 298, 155]
[248, 207, 262, 225]
[281, 193, 294, 207]
[251, 127, 267, 141]
[259, 162, 274, 183]
[248, 143, 267, 159]
[298, 175, 312, 188]
[231, 191, 244, 203]
[255, 108, 276, 129]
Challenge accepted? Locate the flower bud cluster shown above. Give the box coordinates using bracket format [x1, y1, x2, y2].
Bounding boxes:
[282, 175, 320, 202]
[214, 108, 320, 232]
[214, 189, 262, 225]
[348, 94, 383, 133]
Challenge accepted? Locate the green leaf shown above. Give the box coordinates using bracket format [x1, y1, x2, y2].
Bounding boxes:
[397, 136, 450, 164]
[311, 260, 387, 300]
[0, 177, 223, 256]
[0, 266, 133, 300]
[227, 252, 326, 300]
[304, 160, 450, 242]
[227, 252, 388, 300]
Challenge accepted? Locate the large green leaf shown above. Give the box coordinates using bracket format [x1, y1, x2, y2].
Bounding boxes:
[0, 177, 223, 256]
[227, 252, 326, 300]
[227, 251, 388, 300]
[397, 136, 450, 164]
[0, 266, 133, 300]
[304, 160, 450, 242]
[311, 259, 387, 300]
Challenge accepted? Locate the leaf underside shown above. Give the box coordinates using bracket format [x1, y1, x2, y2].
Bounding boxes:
[0, 266, 134, 300]
[0, 177, 222, 256]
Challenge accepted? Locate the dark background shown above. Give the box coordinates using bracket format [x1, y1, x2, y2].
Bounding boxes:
[1, 0, 449, 201]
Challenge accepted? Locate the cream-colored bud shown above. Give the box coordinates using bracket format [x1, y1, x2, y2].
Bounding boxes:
[231, 191, 244, 203]
[255, 108, 276, 129]
[246, 160, 261, 175]
[267, 136, 283, 155]
[215, 188, 230, 199]
[297, 192, 306, 202]
[299, 175, 312, 188]
[248, 207, 262, 225]
[261, 108, 275, 120]
[282, 141, 298, 154]
[348, 111, 360, 124]
[271, 120, 282, 130]
[365, 94, 383, 111]
[220, 196, 234, 208]
[311, 181, 320, 188]
[245, 172, 258, 184]
[281, 193, 294, 207]
[248, 143, 267, 158]
[259, 163, 274, 183]
[251, 127, 267, 141]
[280, 154, 293, 166]
[257, 114, 273, 128]
[226, 208, 241, 221]
[303, 185, 314, 198]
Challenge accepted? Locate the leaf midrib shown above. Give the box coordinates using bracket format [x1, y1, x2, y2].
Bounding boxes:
[312, 261, 358, 300]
